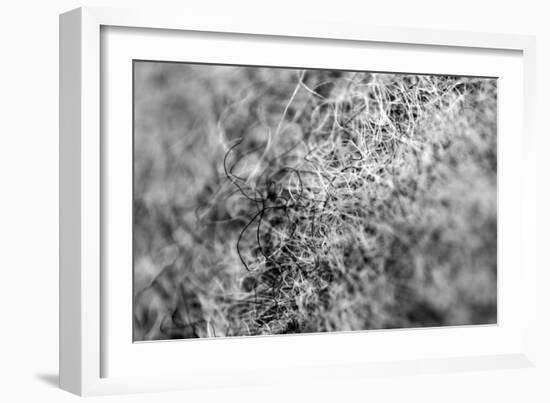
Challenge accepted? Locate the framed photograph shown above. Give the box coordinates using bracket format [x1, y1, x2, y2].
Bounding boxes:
[59, 6, 537, 396]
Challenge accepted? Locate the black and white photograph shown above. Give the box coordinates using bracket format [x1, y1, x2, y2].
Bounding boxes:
[133, 61, 497, 341]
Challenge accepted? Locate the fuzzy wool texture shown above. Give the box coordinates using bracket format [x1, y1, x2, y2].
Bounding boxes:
[133, 62, 497, 340]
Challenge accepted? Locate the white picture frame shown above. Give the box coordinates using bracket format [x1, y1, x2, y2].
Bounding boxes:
[59, 6, 537, 396]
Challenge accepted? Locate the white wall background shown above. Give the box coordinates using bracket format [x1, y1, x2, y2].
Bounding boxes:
[0, 1, 547, 401]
